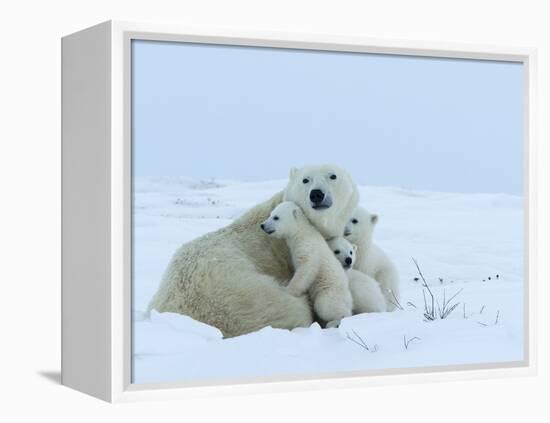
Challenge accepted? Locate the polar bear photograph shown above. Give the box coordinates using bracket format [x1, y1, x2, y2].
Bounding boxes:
[131, 40, 525, 384]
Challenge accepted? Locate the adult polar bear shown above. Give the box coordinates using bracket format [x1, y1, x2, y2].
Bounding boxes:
[148, 164, 359, 337]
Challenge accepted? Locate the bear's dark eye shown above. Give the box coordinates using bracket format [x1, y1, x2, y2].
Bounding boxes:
[273, 216, 279, 220]
[352, 219, 358, 224]
[302, 178, 310, 184]
[350, 251, 353, 255]
[334, 250, 340, 255]
[330, 174, 337, 180]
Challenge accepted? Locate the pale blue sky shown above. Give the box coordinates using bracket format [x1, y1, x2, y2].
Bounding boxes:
[132, 40, 524, 194]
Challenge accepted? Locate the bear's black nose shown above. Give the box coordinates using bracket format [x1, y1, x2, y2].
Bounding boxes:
[260, 223, 265, 230]
[309, 189, 325, 204]
[345, 257, 352, 265]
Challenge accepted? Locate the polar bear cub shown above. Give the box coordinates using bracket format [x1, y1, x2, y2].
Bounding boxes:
[261, 201, 353, 328]
[326, 236, 357, 271]
[344, 207, 400, 311]
[327, 237, 387, 313]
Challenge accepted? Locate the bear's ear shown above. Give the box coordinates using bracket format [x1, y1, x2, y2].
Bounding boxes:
[289, 167, 299, 179]
[370, 214, 379, 225]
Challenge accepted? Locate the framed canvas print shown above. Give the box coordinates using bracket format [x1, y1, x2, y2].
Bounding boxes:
[61, 21, 537, 402]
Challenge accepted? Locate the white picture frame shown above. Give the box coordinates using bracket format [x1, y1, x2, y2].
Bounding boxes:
[61, 20, 537, 403]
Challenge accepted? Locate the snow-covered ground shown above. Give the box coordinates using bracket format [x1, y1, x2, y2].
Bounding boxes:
[133, 176, 524, 384]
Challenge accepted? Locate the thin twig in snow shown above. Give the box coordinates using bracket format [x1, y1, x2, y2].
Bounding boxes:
[351, 329, 368, 348]
[413, 258, 462, 320]
[403, 335, 421, 350]
[346, 333, 369, 350]
[413, 258, 436, 321]
[346, 330, 378, 353]
[437, 288, 463, 319]
[389, 289, 404, 310]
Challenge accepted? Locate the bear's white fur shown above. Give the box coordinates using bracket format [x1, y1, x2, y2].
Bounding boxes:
[261, 202, 353, 327]
[344, 207, 400, 311]
[327, 237, 387, 313]
[148, 164, 359, 337]
[284, 165, 359, 239]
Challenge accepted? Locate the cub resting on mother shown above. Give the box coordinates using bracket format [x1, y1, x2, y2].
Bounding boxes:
[148, 164, 359, 337]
